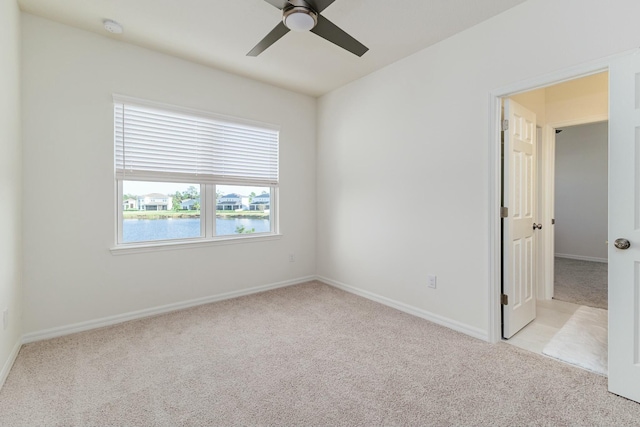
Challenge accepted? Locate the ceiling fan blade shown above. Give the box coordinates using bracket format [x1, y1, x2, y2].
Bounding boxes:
[247, 22, 290, 56]
[304, 0, 336, 13]
[310, 14, 368, 57]
[263, 0, 289, 9]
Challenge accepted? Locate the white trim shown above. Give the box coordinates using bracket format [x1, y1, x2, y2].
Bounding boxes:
[488, 92, 503, 344]
[22, 275, 315, 343]
[536, 125, 545, 301]
[205, 183, 214, 236]
[488, 49, 634, 344]
[271, 187, 279, 234]
[202, 183, 209, 237]
[116, 179, 123, 245]
[318, 276, 489, 342]
[0, 338, 21, 390]
[555, 253, 608, 263]
[539, 125, 556, 300]
[111, 233, 283, 255]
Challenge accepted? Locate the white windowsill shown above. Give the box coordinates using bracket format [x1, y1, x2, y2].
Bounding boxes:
[110, 233, 283, 255]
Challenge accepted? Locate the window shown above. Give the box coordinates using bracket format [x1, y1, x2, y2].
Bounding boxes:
[114, 96, 279, 247]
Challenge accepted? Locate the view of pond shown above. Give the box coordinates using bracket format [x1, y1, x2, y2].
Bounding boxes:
[122, 218, 270, 243]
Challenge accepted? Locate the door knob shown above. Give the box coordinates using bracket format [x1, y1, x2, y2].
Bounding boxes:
[614, 238, 631, 250]
[532, 223, 542, 230]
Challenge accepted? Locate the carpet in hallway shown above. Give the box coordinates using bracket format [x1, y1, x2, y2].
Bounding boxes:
[554, 256, 607, 309]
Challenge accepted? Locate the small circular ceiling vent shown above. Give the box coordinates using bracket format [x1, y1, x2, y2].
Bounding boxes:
[103, 19, 123, 34]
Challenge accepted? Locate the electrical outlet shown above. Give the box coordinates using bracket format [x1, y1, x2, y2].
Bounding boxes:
[289, 254, 295, 262]
[427, 275, 437, 289]
[2, 308, 8, 330]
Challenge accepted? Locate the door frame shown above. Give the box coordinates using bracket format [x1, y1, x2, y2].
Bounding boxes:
[487, 51, 631, 343]
[537, 124, 554, 301]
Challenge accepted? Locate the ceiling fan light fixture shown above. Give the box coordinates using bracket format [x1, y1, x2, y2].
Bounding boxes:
[283, 7, 317, 32]
[248, 0, 368, 57]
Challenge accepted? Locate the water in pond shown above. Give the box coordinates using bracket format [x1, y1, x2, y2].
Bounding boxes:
[122, 217, 270, 243]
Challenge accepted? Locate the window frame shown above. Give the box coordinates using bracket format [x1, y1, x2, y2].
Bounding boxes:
[111, 96, 281, 254]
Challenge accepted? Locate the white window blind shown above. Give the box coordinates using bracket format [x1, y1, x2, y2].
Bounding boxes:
[114, 99, 279, 186]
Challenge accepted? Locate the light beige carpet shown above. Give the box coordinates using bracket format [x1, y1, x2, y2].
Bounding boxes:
[1, 281, 639, 426]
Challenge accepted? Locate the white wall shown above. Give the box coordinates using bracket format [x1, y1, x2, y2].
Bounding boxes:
[0, 0, 23, 385]
[511, 72, 608, 128]
[511, 87, 546, 124]
[21, 14, 317, 335]
[546, 73, 609, 125]
[555, 122, 608, 261]
[317, 0, 640, 337]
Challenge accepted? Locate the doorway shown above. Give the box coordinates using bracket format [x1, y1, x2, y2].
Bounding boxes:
[497, 72, 610, 374]
[490, 50, 640, 404]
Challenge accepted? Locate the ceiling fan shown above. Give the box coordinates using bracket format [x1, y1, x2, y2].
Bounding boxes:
[248, 0, 368, 57]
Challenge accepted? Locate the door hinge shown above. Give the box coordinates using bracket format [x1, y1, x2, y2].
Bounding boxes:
[501, 294, 509, 305]
[500, 207, 508, 218]
[551, 218, 555, 225]
[502, 119, 509, 132]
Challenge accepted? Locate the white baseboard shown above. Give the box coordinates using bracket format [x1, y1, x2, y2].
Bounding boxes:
[0, 338, 22, 390]
[21, 274, 489, 347]
[317, 276, 489, 342]
[22, 276, 316, 344]
[555, 253, 608, 263]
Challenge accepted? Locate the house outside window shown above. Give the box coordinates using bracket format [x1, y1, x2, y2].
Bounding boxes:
[181, 198, 200, 210]
[123, 198, 138, 210]
[217, 193, 249, 211]
[249, 193, 270, 211]
[136, 193, 172, 211]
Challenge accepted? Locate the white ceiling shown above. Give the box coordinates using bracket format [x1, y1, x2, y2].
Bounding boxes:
[18, 0, 528, 97]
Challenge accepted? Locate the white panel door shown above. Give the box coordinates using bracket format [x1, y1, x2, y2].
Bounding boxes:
[609, 52, 640, 403]
[503, 99, 537, 339]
